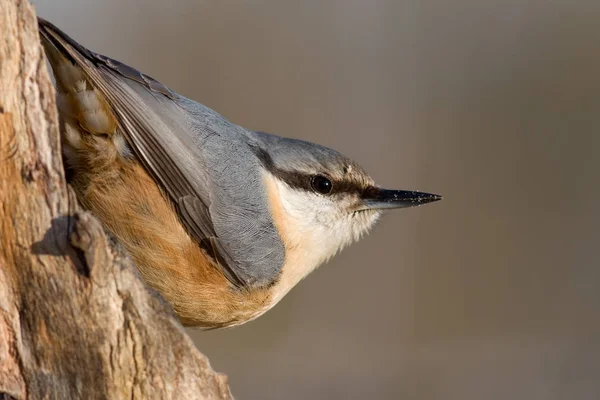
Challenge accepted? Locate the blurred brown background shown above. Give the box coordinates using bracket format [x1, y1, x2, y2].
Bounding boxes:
[35, 0, 600, 399]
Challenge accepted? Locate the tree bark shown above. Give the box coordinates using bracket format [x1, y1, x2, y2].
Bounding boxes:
[0, 1, 232, 398]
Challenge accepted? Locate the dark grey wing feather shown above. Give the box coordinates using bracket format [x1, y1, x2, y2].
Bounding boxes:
[39, 18, 252, 287]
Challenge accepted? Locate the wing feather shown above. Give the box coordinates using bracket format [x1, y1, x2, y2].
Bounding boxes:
[39, 18, 248, 286]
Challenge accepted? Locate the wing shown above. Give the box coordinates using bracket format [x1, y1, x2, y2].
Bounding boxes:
[39, 18, 275, 287]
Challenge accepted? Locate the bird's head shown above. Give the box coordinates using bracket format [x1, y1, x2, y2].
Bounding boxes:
[249, 132, 441, 300]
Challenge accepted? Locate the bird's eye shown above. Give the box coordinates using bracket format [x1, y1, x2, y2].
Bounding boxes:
[311, 175, 333, 195]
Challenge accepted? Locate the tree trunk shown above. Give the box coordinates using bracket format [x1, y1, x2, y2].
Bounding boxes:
[0, 1, 232, 398]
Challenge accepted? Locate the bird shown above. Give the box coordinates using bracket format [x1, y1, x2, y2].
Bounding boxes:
[38, 18, 442, 329]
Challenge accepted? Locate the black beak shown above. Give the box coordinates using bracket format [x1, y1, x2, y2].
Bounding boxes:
[361, 188, 442, 210]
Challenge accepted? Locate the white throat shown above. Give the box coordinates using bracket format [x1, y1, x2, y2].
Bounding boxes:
[263, 172, 379, 305]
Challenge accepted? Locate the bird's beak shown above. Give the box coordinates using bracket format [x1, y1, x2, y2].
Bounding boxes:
[360, 187, 442, 210]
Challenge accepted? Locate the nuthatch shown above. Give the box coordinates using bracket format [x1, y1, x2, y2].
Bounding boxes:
[39, 19, 441, 329]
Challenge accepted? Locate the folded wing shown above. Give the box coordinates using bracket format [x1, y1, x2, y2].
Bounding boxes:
[39, 18, 258, 287]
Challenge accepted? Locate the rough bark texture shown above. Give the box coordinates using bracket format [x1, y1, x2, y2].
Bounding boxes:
[0, 1, 233, 398]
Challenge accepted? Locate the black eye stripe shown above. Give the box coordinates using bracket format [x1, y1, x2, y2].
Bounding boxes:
[252, 145, 366, 195]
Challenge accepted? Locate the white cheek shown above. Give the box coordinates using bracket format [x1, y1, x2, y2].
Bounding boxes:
[267, 177, 381, 306]
[276, 183, 357, 263]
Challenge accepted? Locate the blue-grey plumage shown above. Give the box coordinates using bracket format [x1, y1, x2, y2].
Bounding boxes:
[38, 18, 441, 328]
